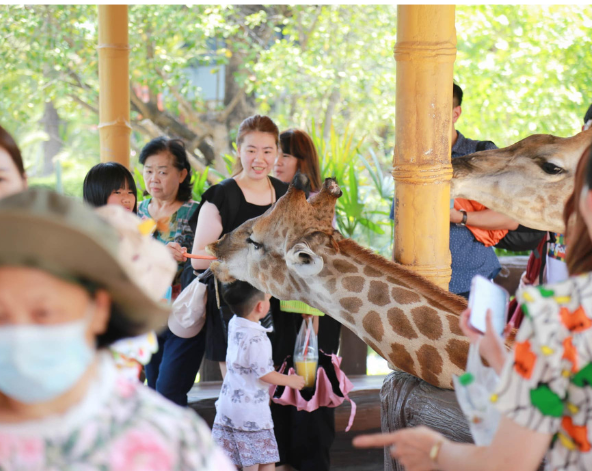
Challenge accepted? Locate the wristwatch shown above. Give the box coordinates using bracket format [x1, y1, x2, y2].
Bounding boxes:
[457, 209, 467, 226]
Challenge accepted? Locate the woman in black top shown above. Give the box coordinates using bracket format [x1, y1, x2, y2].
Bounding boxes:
[272, 128, 342, 471]
[189, 115, 288, 377]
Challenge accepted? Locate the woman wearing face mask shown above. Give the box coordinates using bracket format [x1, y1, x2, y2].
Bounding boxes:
[0, 188, 233, 470]
[0, 125, 27, 200]
[189, 115, 288, 378]
[272, 128, 342, 471]
[354, 145, 592, 471]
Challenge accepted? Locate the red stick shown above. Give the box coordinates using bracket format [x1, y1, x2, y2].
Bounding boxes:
[183, 253, 217, 260]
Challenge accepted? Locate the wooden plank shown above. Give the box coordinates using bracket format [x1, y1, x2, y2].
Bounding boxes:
[339, 327, 368, 375]
[199, 358, 223, 382]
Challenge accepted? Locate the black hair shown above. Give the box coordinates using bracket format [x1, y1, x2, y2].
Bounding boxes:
[453, 83, 463, 107]
[83, 162, 138, 213]
[584, 104, 592, 124]
[221, 280, 265, 318]
[76, 278, 145, 348]
[97, 303, 145, 348]
[0, 124, 25, 176]
[139, 137, 192, 202]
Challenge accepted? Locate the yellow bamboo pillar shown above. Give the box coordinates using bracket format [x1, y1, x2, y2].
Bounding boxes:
[98, 5, 131, 167]
[392, 5, 456, 290]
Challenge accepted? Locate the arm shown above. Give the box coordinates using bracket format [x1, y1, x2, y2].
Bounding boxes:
[260, 370, 305, 390]
[353, 415, 550, 471]
[190, 201, 223, 270]
[451, 208, 519, 231]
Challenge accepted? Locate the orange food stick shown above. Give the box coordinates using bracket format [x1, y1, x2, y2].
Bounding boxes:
[183, 253, 217, 260]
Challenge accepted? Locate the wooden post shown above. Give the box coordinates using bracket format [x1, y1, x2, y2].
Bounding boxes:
[98, 5, 131, 167]
[392, 5, 457, 290]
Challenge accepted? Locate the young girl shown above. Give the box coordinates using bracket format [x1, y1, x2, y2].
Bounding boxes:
[213, 281, 305, 471]
[190, 115, 289, 378]
[83, 161, 138, 212]
[83, 161, 158, 379]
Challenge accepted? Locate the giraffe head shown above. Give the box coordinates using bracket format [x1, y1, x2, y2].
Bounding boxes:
[208, 175, 342, 301]
[451, 128, 592, 233]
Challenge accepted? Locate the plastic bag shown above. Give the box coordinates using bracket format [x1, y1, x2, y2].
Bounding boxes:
[453, 341, 501, 445]
[271, 351, 357, 432]
[293, 318, 318, 388]
[167, 276, 207, 338]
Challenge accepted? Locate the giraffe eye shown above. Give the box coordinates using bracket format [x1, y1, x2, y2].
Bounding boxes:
[246, 237, 263, 250]
[541, 162, 564, 175]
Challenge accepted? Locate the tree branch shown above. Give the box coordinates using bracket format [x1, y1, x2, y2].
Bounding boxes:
[137, 119, 218, 185]
[217, 87, 246, 123]
[69, 94, 99, 114]
[154, 67, 214, 136]
[130, 86, 216, 164]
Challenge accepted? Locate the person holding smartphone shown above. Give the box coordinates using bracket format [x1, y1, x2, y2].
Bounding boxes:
[353, 144, 592, 471]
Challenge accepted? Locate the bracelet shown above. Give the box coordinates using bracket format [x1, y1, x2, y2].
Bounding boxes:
[456, 209, 468, 226]
[429, 439, 443, 464]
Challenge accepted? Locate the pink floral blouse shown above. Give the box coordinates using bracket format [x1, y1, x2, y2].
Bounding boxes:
[0, 353, 233, 471]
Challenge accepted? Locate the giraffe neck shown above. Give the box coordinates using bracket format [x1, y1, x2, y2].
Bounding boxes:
[301, 239, 469, 389]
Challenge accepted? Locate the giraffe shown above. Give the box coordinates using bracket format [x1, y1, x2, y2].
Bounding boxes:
[209, 176, 470, 390]
[451, 128, 592, 233]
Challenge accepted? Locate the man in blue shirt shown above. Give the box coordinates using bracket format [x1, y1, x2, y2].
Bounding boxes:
[447, 84, 520, 297]
[390, 84, 518, 298]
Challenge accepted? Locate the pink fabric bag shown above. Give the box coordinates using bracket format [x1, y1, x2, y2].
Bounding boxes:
[269, 351, 357, 432]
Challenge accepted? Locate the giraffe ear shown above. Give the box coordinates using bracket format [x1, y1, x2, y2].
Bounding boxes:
[286, 242, 324, 277]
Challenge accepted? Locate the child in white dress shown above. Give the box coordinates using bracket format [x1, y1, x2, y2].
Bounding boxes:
[212, 281, 305, 471]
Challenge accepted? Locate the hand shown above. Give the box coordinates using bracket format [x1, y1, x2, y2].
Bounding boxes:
[302, 314, 313, 320]
[167, 242, 187, 262]
[288, 374, 306, 390]
[353, 426, 445, 471]
[450, 208, 463, 224]
[460, 308, 510, 374]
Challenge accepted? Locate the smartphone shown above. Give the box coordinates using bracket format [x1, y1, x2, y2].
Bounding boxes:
[468, 275, 509, 336]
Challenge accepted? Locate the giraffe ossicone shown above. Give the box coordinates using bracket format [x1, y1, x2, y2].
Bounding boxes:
[209, 176, 470, 390]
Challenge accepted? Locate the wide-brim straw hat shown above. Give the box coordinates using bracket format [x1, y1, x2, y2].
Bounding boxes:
[0, 189, 177, 333]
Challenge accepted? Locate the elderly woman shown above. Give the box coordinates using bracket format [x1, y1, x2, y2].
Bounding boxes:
[137, 137, 206, 406]
[354, 145, 592, 471]
[0, 188, 233, 470]
[0, 125, 27, 199]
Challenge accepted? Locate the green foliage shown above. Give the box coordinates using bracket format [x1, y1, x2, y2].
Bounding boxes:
[311, 121, 393, 255]
[1, 5, 591, 256]
[191, 166, 212, 202]
[455, 5, 592, 145]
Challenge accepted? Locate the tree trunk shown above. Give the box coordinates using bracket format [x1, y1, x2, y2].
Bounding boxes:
[223, 48, 256, 140]
[40, 101, 62, 176]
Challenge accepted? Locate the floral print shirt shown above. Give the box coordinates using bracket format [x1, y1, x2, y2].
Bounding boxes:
[138, 199, 199, 283]
[0, 353, 233, 471]
[494, 273, 592, 470]
[214, 316, 275, 432]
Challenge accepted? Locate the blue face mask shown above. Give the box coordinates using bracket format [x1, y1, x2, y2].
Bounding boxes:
[0, 312, 95, 404]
